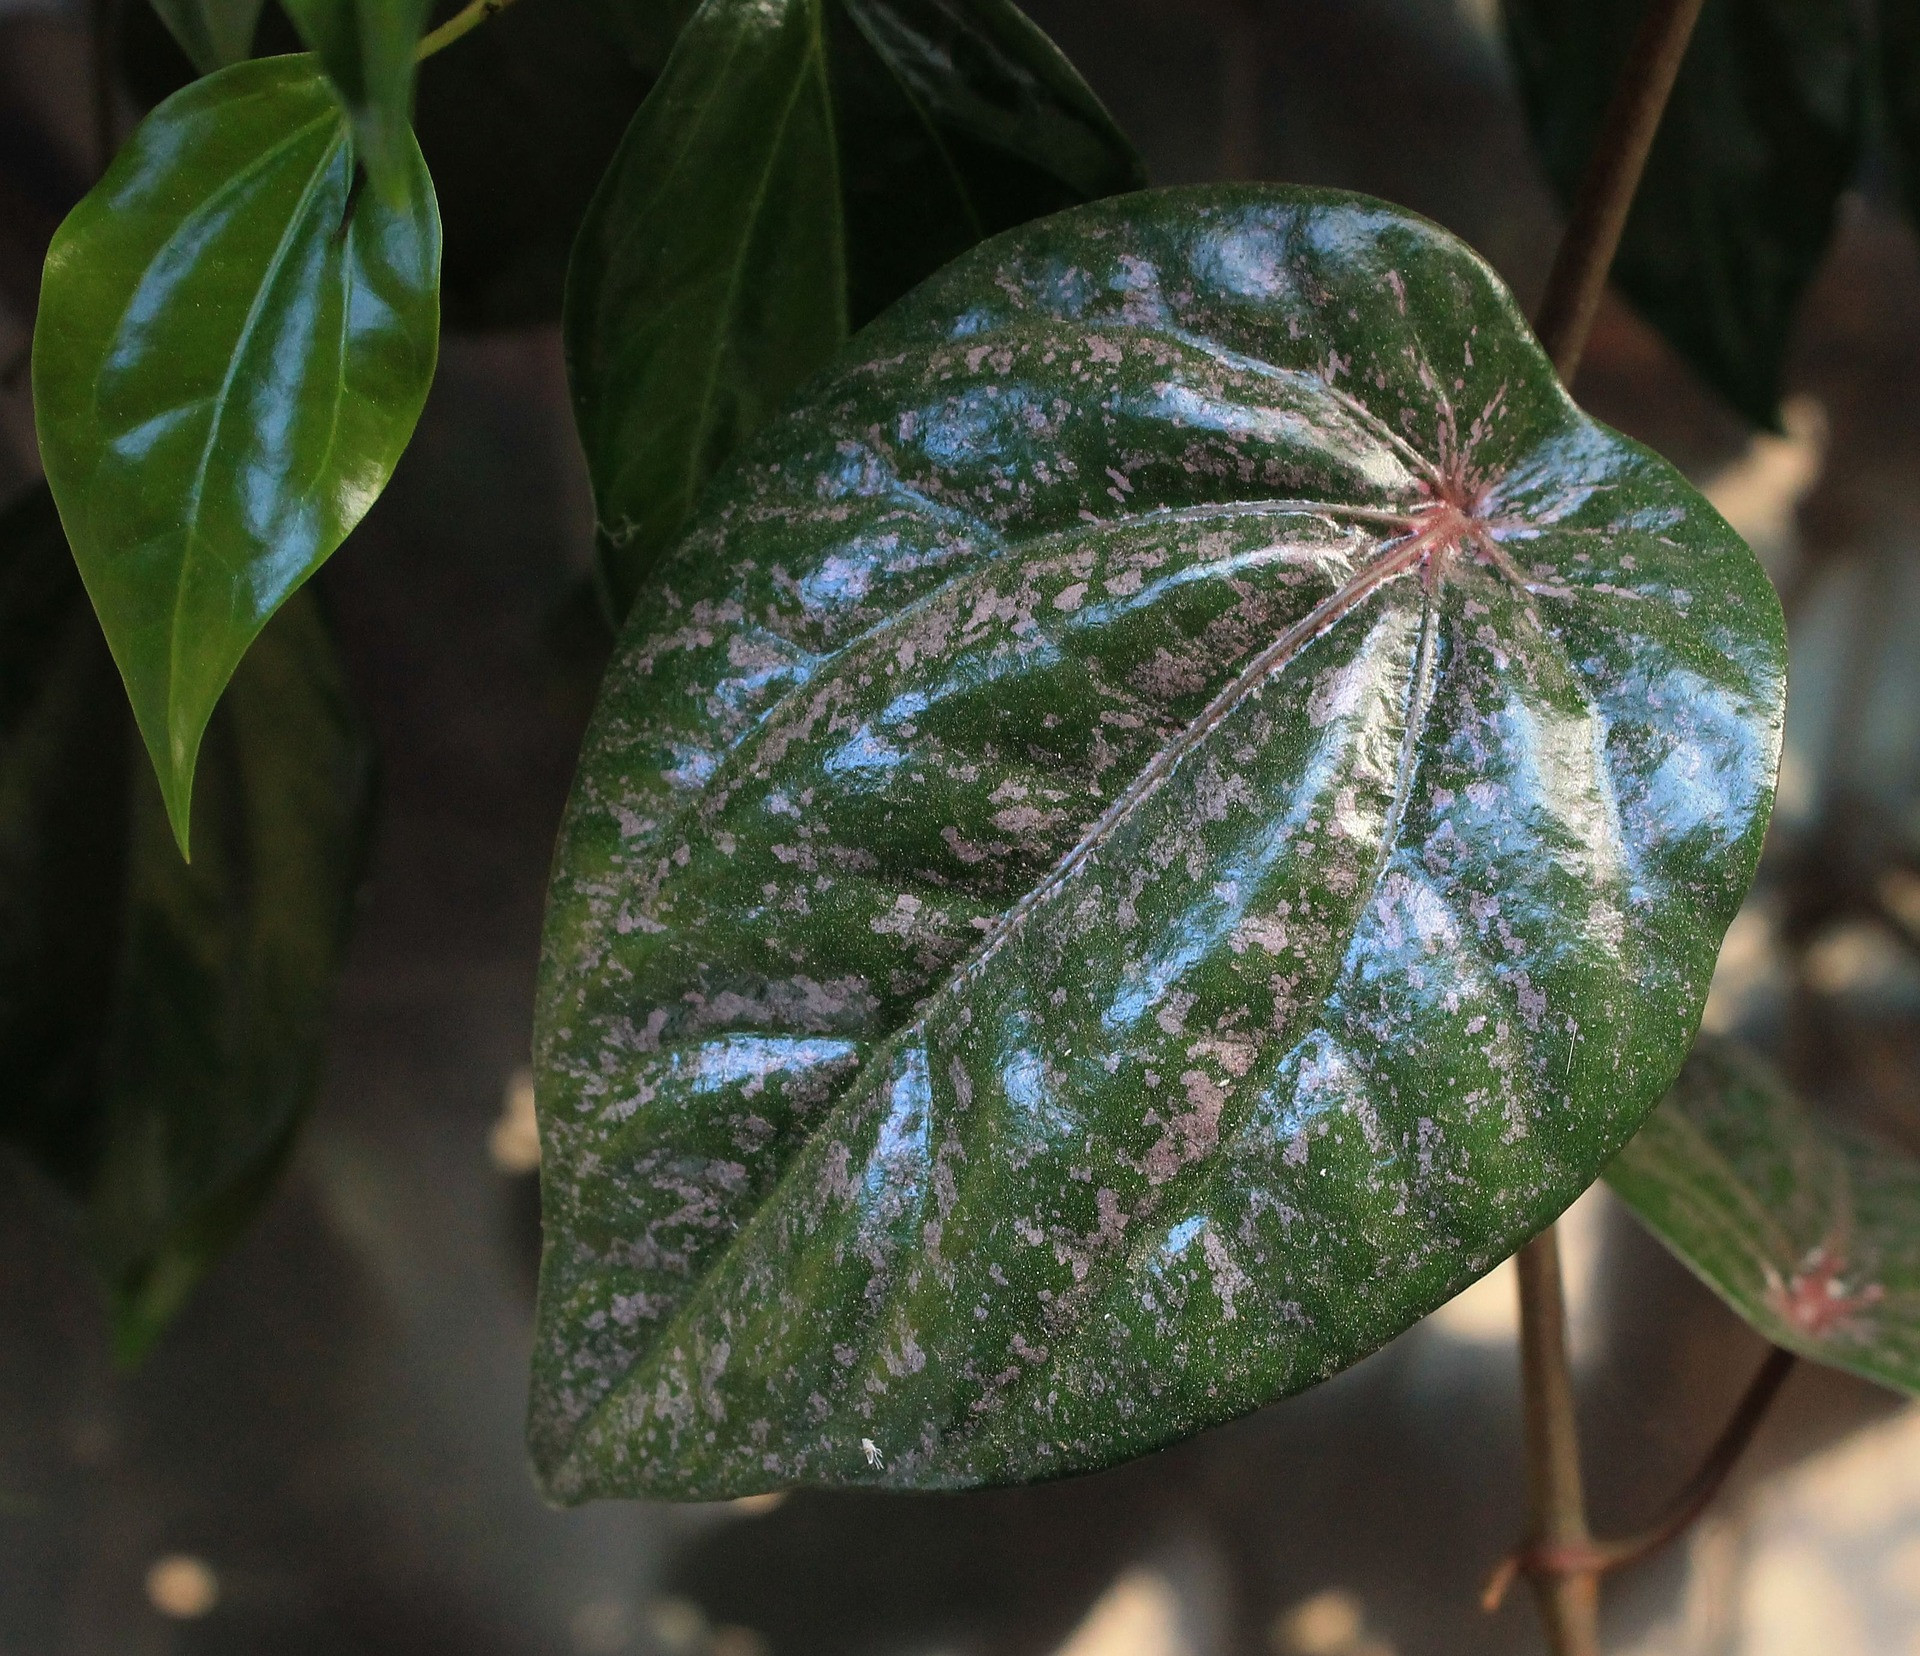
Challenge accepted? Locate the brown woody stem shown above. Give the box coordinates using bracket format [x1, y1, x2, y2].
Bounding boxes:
[1513, 1228, 1601, 1655]
[1530, 0, 1710, 384]
[1504, 5, 1710, 1650]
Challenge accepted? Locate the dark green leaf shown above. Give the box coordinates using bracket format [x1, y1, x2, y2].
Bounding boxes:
[33, 55, 437, 854]
[278, 0, 432, 205]
[565, 0, 1144, 621]
[0, 484, 375, 1361]
[589, 0, 701, 72]
[1609, 1037, 1920, 1396]
[1881, 0, 1920, 235]
[1504, 0, 1864, 427]
[530, 184, 1786, 1499]
[150, 0, 269, 74]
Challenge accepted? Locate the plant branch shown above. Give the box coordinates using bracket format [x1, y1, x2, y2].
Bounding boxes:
[416, 0, 525, 61]
[1484, 1345, 1795, 1610]
[1512, 1228, 1601, 1656]
[1502, 7, 1710, 1651]
[1530, 0, 1709, 384]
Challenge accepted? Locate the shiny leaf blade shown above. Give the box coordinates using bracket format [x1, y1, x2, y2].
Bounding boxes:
[831, 0, 1145, 325]
[0, 484, 375, 1360]
[33, 55, 438, 854]
[150, 0, 269, 73]
[1504, 0, 1864, 426]
[279, 0, 432, 204]
[1608, 1037, 1920, 1397]
[565, 0, 846, 621]
[565, 0, 1143, 620]
[532, 184, 1787, 1500]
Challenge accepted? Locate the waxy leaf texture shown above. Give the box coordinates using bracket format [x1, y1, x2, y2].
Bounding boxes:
[33, 56, 438, 853]
[1609, 1039, 1920, 1397]
[533, 185, 1786, 1499]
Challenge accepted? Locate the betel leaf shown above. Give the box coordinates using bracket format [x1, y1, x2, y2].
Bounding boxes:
[33, 55, 438, 855]
[278, 0, 433, 205]
[1504, 0, 1864, 427]
[529, 184, 1786, 1500]
[149, 0, 269, 74]
[0, 484, 374, 1360]
[1608, 1038, 1920, 1397]
[565, 0, 1143, 621]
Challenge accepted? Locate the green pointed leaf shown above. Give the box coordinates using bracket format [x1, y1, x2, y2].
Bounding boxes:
[149, 0, 269, 74]
[565, 0, 1144, 621]
[530, 184, 1787, 1500]
[278, 0, 432, 205]
[33, 55, 438, 855]
[0, 484, 375, 1361]
[1504, 0, 1865, 426]
[1609, 1037, 1920, 1397]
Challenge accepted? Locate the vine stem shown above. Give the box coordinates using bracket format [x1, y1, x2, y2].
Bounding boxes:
[1530, 0, 1710, 379]
[1514, 1229, 1601, 1655]
[1508, 5, 1712, 1651]
[415, 0, 525, 61]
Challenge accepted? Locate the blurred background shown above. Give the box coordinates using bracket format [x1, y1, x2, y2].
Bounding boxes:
[6, 0, 1920, 1651]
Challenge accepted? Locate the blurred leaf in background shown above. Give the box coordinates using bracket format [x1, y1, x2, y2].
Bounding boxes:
[1610, 1037, 1920, 1396]
[1504, 0, 1865, 428]
[33, 56, 437, 852]
[0, 486, 376, 1361]
[149, 0, 268, 73]
[565, 0, 1147, 621]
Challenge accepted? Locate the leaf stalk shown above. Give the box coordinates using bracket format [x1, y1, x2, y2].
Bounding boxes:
[1505, 4, 1710, 1650]
[1530, 0, 1710, 383]
[416, 0, 524, 62]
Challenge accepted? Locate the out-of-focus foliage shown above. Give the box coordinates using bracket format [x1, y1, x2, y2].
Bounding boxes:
[1505, 0, 1865, 427]
[1611, 1038, 1920, 1396]
[0, 486, 375, 1359]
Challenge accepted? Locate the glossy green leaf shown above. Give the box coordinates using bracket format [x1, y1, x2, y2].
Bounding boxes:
[33, 55, 438, 855]
[1609, 1038, 1920, 1396]
[278, 0, 432, 205]
[530, 184, 1787, 1500]
[0, 484, 375, 1361]
[1504, 0, 1864, 426]
[565, 0, 1144, 621]
[149, 0, 268, 74]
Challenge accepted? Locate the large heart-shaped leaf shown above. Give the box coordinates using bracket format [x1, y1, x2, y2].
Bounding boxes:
[0, 484, 375, 1360]
[1504, 0, 1864, 426]
[278, 0, 433, 205]
[564, 0, 1143, 620]
[530, 184, 1786, 1500]
[33, 54, 438, 855]
[149, 0, 268, 73]
[1608, 1038, 1920, 1396]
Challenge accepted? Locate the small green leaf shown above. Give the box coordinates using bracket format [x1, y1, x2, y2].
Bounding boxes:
[33, 55, 438, 855]
[1608, 1037, 1920, 1397]
[278, 0, 433, 205]
[1504, 0, 1865, 426]
[0, 484, 375, 1361]
[531, 184, 1786, 1499]
[565, 0, 1143, 621]
[150, 0, 269, 73]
